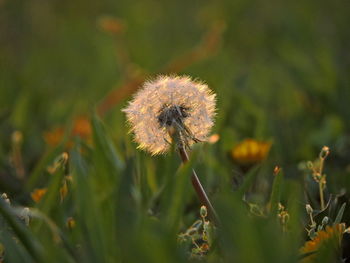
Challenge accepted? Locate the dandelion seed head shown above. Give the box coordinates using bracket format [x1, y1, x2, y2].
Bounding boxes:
[123, 75, 216, 155]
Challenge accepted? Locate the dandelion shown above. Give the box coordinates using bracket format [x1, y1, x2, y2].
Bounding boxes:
[123, 75, 218, 223]
[123, 75, 216, 155]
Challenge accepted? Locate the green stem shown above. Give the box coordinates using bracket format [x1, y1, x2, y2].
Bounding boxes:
[318, 156, 325, 210]
[309, 211, 315, 227]
[319, 181, 325, 210]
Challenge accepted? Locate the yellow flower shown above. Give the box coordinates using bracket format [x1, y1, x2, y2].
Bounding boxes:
[31, 188, 47, 203]
[300, 224, 345, 262]
[232, 139, 272, 164]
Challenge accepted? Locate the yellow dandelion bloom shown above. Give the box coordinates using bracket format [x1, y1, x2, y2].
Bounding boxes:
[31, 188, 47, 203]
[232, 139, 272, 164]
[300, 224, 345, 262]
[123, 75, 216, 155]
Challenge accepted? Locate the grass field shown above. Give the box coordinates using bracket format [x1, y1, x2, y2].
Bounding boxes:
[1, 0, 350, 262]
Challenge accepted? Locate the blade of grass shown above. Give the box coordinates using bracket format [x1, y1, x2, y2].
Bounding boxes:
[26, 146, 63, 191]
[0, 230, 33, 263]
[286, 180, 303, 261]
[70, 149, 103, 262]
[27, 208, 77, 261]
[91, 114, 124, 171]
[334, 203, 346, 225]
[0, 199, 45, 262]
[164, 147, 201, 232]
[298, 251, 317, 260]
[165, 151, 194, 233]
[90, 114, 124, 261]
[237, 164, 261, 197]
[269, 167, 284, 215]
[32, 167, 65, 234]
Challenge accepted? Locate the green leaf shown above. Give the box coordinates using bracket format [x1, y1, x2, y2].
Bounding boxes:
[298, 251, 317, 261]
[334, 203, 346, 225]
[32, 166, 65, 234]
[0, 230, 33, 263]
[237, 165, 261, 197]
[269, 168, 284, 215]
[26, 146, 64, 191]
[165, 148, 200, 232]
[0, 199, 45, 262]
[166, 160, 192, 231]
[91, 114, 124, 171]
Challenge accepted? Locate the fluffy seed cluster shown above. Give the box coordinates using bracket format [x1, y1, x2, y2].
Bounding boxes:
[123, 75, 216, 155]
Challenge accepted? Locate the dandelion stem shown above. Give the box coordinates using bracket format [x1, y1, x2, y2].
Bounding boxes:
[178, 146, 219, 224]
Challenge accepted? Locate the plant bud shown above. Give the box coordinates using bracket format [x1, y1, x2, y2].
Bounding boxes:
[320, 146, 330, 159]
[306, 204, 313, 214]
[200, 205, 207, 218]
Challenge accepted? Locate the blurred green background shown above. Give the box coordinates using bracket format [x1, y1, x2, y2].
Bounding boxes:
[2, 0, 350, 168]
[1, 0, 350, 262]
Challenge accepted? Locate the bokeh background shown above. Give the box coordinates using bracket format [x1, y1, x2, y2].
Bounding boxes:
[1, 0, 350, 262]
[2, 0, 350, 165]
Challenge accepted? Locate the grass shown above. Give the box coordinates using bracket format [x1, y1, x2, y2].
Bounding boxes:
[0, 115, 348, 262]
[1, 0, 350, 262]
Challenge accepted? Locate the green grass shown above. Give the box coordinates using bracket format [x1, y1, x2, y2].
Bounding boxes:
[1, 0, 350, 262]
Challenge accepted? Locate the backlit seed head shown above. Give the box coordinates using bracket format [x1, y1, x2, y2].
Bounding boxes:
[123, 75, 216, 155]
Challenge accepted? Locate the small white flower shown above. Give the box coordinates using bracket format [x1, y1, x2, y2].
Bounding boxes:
[123, 75, 216, 155]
